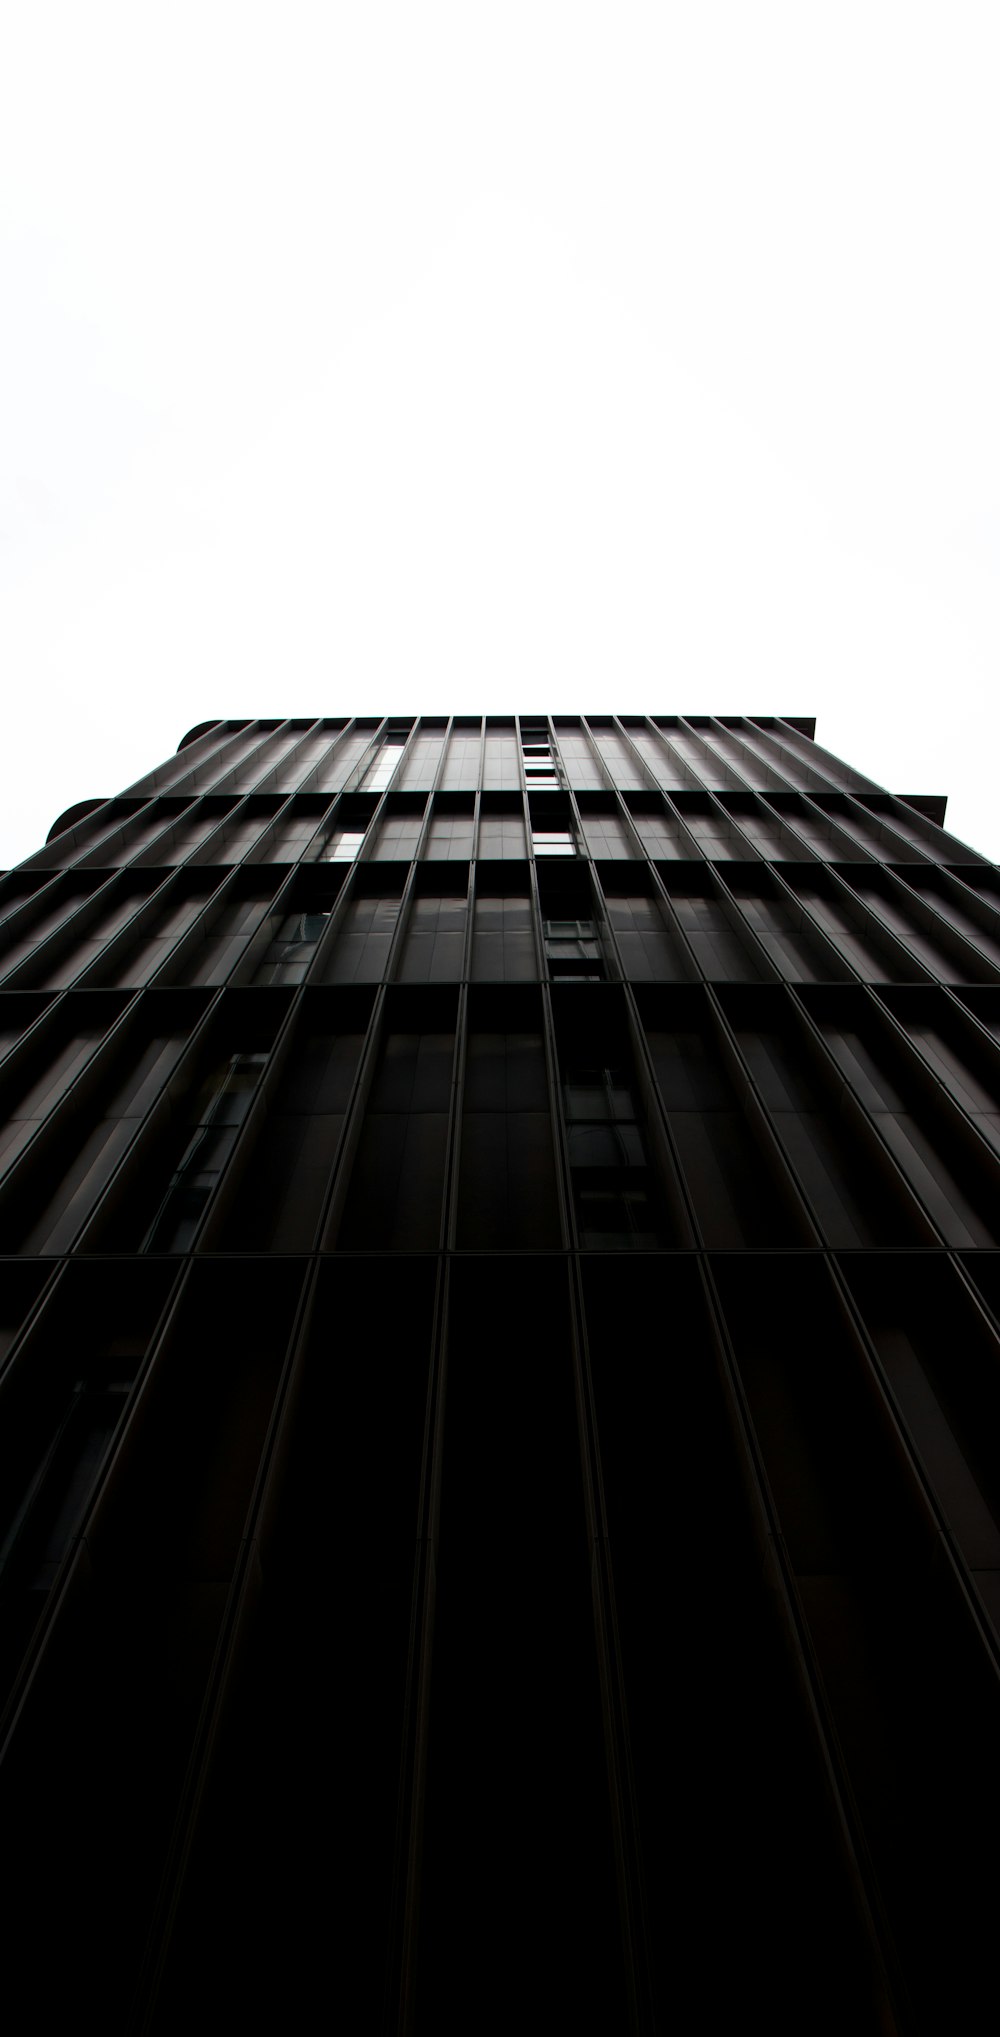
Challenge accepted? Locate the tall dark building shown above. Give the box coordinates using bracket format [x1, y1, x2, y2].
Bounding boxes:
[2, 713, 1000, 2032]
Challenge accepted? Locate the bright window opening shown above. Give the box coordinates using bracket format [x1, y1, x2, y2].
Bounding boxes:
[362, 742, 405, 792]
[522, 738, 559, 788]
[327, 831, 365, 862]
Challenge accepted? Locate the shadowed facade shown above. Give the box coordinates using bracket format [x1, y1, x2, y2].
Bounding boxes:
[0, 712, 999, 2033]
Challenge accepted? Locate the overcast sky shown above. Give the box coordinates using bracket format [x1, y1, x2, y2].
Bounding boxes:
[2, 4, 999, 863]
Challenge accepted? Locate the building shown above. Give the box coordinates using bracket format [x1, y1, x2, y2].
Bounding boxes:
[0, 712, 999, 2033]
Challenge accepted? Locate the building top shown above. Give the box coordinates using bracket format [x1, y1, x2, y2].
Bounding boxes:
[32, 713, 960, 870]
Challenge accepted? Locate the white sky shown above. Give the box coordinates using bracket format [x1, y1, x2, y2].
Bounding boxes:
[1, 4, 999, 864]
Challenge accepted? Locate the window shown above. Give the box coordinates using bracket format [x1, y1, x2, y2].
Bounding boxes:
[471, 885, 536, 980]
[477, 809, 526, 859]
[521, 734, 559, 789]
[326, 830, 365, 863]
[533, 831, 575, 857]
[562, 1062, 662, 1246]
[362, 741, 405, 793]
[338, 1025, 455, 1248]
[397, 892, 468, 982]
[253, 909, 331, 985]
[579, 811, 634, 860]
[142, 1052, 267, 1252]
[424, 812, 475, 860]
[544, 918, 603, 980]
[457, 1022, 559, 1246]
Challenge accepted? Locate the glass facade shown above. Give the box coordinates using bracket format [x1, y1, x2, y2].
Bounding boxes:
[0, 712, 998, 2031]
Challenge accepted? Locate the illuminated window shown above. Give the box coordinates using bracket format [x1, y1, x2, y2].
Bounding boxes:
[362, 741, 405, 793]
[326, 830, 365, 862]
[522, 735, 559, 788]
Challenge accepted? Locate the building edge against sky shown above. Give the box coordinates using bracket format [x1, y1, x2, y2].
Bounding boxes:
[1, 713, 1000, 2032]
